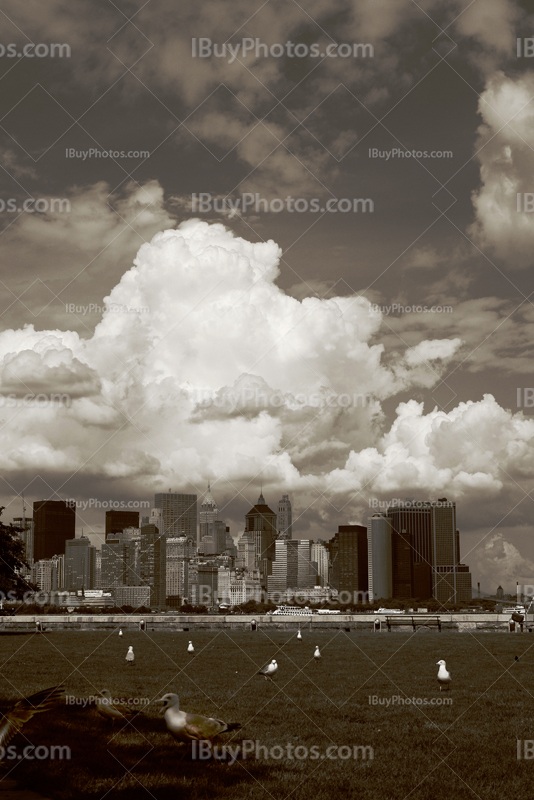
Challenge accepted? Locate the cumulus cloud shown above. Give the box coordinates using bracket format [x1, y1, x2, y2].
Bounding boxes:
[0, 220, 464, 495]
[476, 532, 534, 592]
[470, 72, 534, 268]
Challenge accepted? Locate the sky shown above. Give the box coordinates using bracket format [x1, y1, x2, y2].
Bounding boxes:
[0, 0, 533, 593]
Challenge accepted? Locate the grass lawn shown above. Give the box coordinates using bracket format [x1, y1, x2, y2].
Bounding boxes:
[0, 628, 534, 799]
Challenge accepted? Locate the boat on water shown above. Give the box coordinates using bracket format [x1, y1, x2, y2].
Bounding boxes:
[377, 608, 404, 614]
[272, 606, 313, 616]
[500, 605, 527, 616]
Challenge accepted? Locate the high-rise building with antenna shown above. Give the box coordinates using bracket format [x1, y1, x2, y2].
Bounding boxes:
[276, 495, 292, 540]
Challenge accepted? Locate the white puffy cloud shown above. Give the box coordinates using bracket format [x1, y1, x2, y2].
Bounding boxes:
[470, 72, 534, 267]
[475, 532, 534, 592]
[322, 394, 534, 504]
[0, 220, 462, 490]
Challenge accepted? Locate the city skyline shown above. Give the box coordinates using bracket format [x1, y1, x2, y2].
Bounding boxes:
[20, 486, 476, 605]
[7, 486, 498, 590]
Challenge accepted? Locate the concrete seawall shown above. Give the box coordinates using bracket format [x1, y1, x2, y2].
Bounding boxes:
[0, 614, 531, 632]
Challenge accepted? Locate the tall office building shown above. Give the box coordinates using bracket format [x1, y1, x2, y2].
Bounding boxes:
[330, 525, 369, 601]
[277, 495, 292, 540]
[244, 492, 277, 585]
[431, 499, 472, 603]
[64, 535, 96, 591]
[166, 538, 191, 603]
[154, 492, 198, 542]
[94, 550, 102, 589]
[325, 536, 339, 590]
[33, 500, 75, 561]
[198, 565, 218, 607]
[166, 536, 196, 602]
[311, 541, 329, 586]
[13, 517, 34, 566]
[297, 540, 314, 589]
[218, 566, 232, 604]
[139, 523, 166, 608]
[51, 554, 65, 590]
[387, 500, 471, 602]
[268, 539, 295, 594]
[367, 514, 393, 602]
[387, 503, 432, 599]
[268, 539, 313, 594]
[101, 532, 140, 588]
[105, 510, 139, 539]
[31, 559, 57, 593]
[236, 532, 256, 571]
[199, 483, 218, 541]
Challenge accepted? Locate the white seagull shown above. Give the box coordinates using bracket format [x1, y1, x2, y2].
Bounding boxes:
[158, 693, 241, 744]
[257, 659, 278, 681]
[436, 659, 451, 691]
[187, 641, 195, 653]
[96, 689, 137, 724]
[126, 646, 134, 664]
[297, 630, 302, 641]
[314, 646, 321, 661]
[119, 629, 123, 637]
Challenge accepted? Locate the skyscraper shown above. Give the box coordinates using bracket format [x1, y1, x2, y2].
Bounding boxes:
[387, 504, 432, 599]
[333, 525, 369, 601]
[268, 539, 296, 595]
[386, 500, 471, 603]
[311, 541, 329, 586]
[31, 559, 57, 593]
[154, 492, 197, 542]
[297, 540, 314, 589]
[431, 499, 472, 603]
[268, 539, 314, 594]
[325, 536, 339, 590]
[33, 500, 75, 561]
[105, 510, 139, 539]
[198, 565, 218, 607]
[367, 514, 393, 602]
[64, 535, 96, 591]
[236, 532, 255, 571]
[13, 517, 34, 566]
[277, 495, 292, 540]
[166, 537, 194, 603]
[101, 532, 140, 588]
[199, 483, 218, 541]
[244, 492, 277, 585]
[139, 522, 166, 608]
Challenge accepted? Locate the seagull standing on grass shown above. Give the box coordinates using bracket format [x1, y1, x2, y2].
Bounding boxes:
[96, 689, 137, 724]
[187, 641, 195, 653]
[314, 646, 321, 661]
[297, 629, 302, 641]
[436, 659, 451, 691]
[158, 693, 241, 746]
[126, 646, 134, 664]
[257, 659, 278, 681]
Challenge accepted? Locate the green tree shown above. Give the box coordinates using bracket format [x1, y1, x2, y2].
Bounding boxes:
[0, 508, 34, 597]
